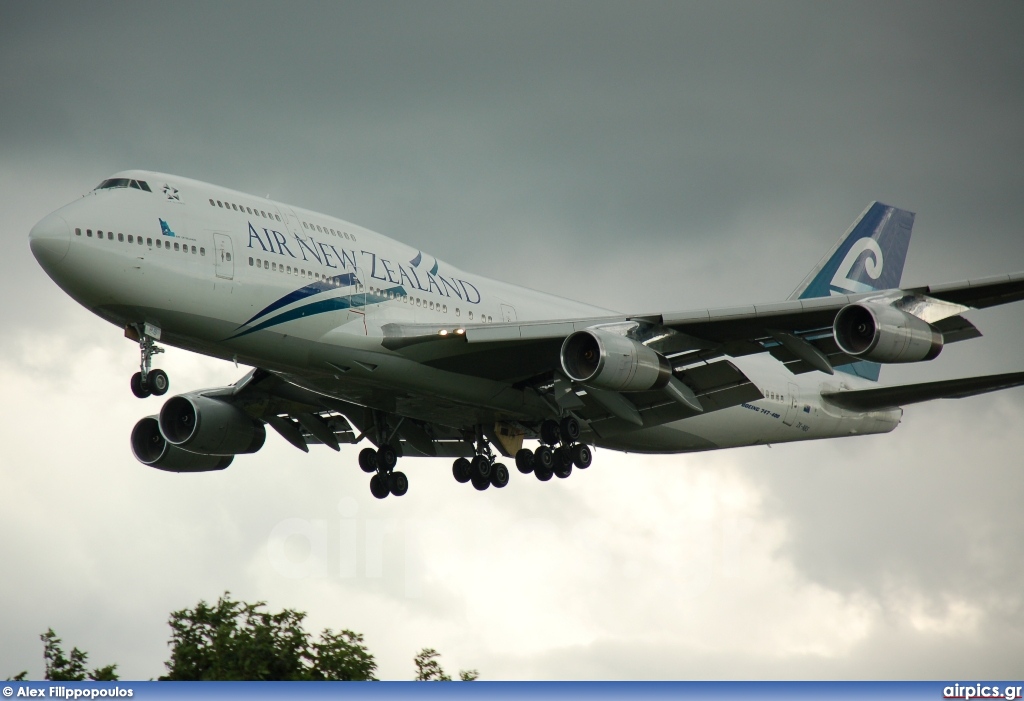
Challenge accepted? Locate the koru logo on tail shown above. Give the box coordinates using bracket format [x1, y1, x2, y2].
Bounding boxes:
[830, 238, 883, 295]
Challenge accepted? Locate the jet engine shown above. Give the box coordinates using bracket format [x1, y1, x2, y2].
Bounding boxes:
[158, 394, 266, 455]
[560, 329, 672, 391]
[833, 303, 943, 363]
[131, 416, 233, 472]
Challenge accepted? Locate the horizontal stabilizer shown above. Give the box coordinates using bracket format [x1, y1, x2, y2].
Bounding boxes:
[821, 371, 1024, 412]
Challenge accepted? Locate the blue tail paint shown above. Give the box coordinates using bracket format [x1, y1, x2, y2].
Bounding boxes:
[790, 202, 916, 381]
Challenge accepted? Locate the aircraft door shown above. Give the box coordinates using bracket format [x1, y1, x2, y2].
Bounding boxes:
[213, 233, 234, 280]
[782, 382, 799, 426]
[500, 303, 517, 323]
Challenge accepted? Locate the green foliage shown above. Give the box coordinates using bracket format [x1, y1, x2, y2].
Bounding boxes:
[413, 647, 477, 681]
[5, 672, 28, 681]
[40, 629, 118, 681]
[160, 592, 377, 681]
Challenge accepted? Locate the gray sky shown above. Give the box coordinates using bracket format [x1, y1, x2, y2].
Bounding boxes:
[3, 1, 1024, 680]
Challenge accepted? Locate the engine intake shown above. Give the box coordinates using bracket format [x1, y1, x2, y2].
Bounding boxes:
[158, 394, 266, 455]
[561, 329, 672, 391]
[833, 303, 943, 363]
[131, 416, 234, 473]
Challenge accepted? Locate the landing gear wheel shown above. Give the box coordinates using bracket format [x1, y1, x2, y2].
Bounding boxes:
[554, 447, 573, 478]
[559, 416, 581, 443]
[147, 369, 169, 396]
[377, 445, 398, 471]
[470, 455, 492, 481]
[388, 471, 409, 497]
[130, 372, 151, 399]
[535, 465, 553, 481]
[452, 457, 472, 484]
[369, 473, 390, 499]
[471, 473, 491, 491]
[358, 448, 378, 473]
[534, 445, 555, 471]
[540, 419, 560, 446]
[571, 443, 593, 469]
[515, 448, 535, 474]
[491, 463, 510, 488]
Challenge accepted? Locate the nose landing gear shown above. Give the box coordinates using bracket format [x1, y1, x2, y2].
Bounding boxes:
[128, 324, 168, 399]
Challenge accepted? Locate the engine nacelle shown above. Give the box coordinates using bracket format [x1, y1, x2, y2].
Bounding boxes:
[131, 416, 234, 473]
[833, 303, 943, 363]
[158, 394, 266, 455]
[560, 329, 672, 391]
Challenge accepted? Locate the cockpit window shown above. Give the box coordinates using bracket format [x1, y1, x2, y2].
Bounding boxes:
[96, 178, 152, 192]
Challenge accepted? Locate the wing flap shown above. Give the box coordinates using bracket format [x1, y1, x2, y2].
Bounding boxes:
[821, 371, 1024, 412]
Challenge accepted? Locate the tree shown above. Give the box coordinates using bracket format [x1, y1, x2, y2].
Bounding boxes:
[413, 647, 478, 681]
[41, 629, 118, 681]
[160, 592, 377, 680]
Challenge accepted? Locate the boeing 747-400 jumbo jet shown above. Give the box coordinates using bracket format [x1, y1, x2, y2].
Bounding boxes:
[28, 171, 1024, 498]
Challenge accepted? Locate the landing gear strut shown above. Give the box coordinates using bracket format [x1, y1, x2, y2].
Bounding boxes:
[129, 324, 168, 399]
[515, 415, 592, 483]
[451, 425, 509, 491]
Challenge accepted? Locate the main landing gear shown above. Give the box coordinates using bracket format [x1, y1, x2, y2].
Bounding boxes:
[359, 445, 409, 499]
[129, 325, 169, 399]
[451, 427, 509, 492]
[515, 416, 592, 483]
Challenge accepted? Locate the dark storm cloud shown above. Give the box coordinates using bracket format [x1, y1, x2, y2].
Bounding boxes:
[4, 0, 1024, 680]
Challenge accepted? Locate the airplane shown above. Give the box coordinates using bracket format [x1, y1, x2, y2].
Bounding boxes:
[28, 171, 1024, 499]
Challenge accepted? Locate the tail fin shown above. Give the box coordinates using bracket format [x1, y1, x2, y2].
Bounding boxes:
[789, 202, 916, 381]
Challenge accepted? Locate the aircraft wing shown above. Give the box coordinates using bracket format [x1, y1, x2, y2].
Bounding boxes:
[382, 271, 1024, 381]
[821, 371, 1024, 412]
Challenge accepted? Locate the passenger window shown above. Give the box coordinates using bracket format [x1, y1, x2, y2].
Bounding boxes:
[468, 311, 473, 320]
[87, 229, 92, 237]
[156, 240, 162, 248]
[443, 305, 447, 313]
[118, 233, 124, 242]
[286, 266, 291, 274]
[275, 215, 281, 222]
[226, 252, 232, 261]
[191, 246, 196, 254]
[174, 243, 180, 251]
[127, 235, 133, 243]
[303, 222, 308, 229]
[107, 232, 113, 240]
[200, 247, 205, 256]
[249, 257, 254, 266]
[138, 237, 143, 245]
[75, 228, 81, 236]
[209, 199, 215, 206]
[231, 204, 238, 211]
[261, 211, 267, 218]
[217, 201, 223, 207]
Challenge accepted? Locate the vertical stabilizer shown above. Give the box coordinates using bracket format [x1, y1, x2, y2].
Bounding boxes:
[790, 202, 916, 381]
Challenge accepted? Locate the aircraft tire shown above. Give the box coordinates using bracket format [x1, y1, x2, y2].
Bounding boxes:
[452, 458, 472, 483]
[571, 443, 592, 469]
[130, 372, 151, 398]
[491, 463, 510, 488]
[359, 447, 378, 473]
[471, 473, 490, 491]
[470, 455, 491, 480]
[515, 448, 535, 474]
[369, 473, 390, 499]
[377, 444, 398, 471]
[147, 369, 169, 396]
[534, 445, 554, 471]
[388, 471, 409, 497]
[535, 465, 553, 482]
[540, 419, 560, 446]
[559, 416, 580, 443]
[554, 461, 573, 479]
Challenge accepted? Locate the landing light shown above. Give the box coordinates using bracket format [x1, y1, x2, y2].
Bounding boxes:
[455, 328, 465, 335]
[438, 329, 448, 337]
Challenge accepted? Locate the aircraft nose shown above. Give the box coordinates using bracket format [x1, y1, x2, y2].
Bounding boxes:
[29, 212, 71, 267]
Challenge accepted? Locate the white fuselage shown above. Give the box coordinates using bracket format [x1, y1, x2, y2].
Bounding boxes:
[29, 170, 901, 455]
